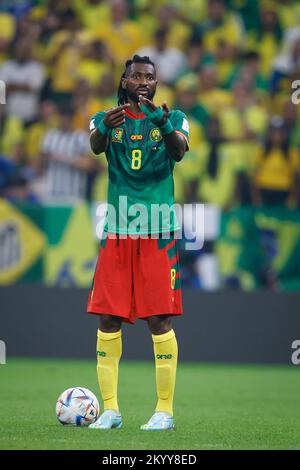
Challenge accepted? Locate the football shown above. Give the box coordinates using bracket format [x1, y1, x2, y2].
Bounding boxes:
[56, 387, 99, 426]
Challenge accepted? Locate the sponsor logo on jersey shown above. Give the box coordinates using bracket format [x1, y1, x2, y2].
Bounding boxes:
[97, 351, 106, 357]
[130, 134, 143, 141]
[112, 128, 123, 143]
[156, 354, 173, 360]
[150, 128, 162, 142]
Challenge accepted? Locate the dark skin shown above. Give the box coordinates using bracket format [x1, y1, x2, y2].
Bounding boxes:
[99, 314, 172, 335]
[92, 62, 187, 335]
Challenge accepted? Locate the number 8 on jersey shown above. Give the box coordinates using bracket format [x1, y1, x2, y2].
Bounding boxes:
[131, 149, 142, 170]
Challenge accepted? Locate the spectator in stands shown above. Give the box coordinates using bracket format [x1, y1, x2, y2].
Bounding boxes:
[0, 38, 45, 124]
[197, 64, 232, 114]
[225, 0, 260, 32]
[247, 2, 283, 78]
[271, 27, 300, 94]
[218, 80, 268, 142]
[274, 0, 300, 31]
[25, 100, 58, 163]
[45, 8, 85, 103]
[137, 28, 186, 85]
[0, 112, 24, 159]
[72, 79, 101, 131]
[172, 75, 207, 204]
[224, 51, 269, 94]
[77, 40, 113, 89]
[73, 0, 110, 32]
[195, 0, 244, 50]
[151, 4, 191, 52]
[94, 0, 146, 65]
[193, 0, 244, 83]
[39, 106, 96, 203]
[95, 72, 117, 109]
[72, 71, 118, 132]
[196, 117, 237, 208]
[0, 12, 16, 64]
[174, 73, 210, 129]
[14, 10, 42, 44]
[180, 33, 215, 77]
[252, 116, 300, 206]
[1, 141, 39, 203]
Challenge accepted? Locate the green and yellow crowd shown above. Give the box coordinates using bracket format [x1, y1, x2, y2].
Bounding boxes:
[1, 0, 300, 289]
[0, 0, 300, 207]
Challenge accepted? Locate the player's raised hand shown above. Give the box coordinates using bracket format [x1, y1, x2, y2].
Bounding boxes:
[138, 95, 156, 112]
[103, 103, 130, 128]
[161, 101, 169, 118]
[138, 96, 169, 126]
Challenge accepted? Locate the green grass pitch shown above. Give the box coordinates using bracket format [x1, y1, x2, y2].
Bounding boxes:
[0, 358, 299, 450]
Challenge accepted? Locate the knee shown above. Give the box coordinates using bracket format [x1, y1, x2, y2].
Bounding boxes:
[99, 315, 122, 333]
[147, 315, 172, 335]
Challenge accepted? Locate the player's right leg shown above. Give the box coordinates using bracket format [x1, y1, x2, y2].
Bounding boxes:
[89, 315, 123, 430]
[87, 234, 134, 429]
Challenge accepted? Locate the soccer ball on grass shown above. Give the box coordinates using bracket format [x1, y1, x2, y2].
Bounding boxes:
[56, 387, 99, 426]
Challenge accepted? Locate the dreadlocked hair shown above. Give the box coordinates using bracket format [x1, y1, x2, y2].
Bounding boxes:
[117, 55, 155, 106]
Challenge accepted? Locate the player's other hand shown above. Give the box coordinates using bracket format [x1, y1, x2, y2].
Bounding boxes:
[138, 95, 156, 113]
[138, 96, 169, 125]
[103, 103, 130, 128]
[161, 101, 169, 118]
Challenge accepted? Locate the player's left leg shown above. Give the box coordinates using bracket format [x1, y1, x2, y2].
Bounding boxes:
[133, 233, 182, 430]
[141, 315, 178, 430]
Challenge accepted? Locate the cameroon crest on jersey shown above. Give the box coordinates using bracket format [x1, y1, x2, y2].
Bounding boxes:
[150, 128, 162, 142]
[112, 128, 123, 143]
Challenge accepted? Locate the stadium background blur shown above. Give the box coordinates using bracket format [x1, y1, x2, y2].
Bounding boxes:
[1, 0, 300, 291]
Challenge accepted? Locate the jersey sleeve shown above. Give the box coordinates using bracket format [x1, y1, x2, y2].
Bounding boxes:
[89, 111, 106, 133]
[169, 110, 190, 148]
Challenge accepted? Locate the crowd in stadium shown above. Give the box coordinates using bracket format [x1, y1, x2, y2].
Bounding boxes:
[0, 0, 299, 208]
[1, 0, 300, 290]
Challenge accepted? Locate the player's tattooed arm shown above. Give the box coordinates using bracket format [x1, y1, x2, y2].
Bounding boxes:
[138, 96, 187, 162]
[90, 104, 130, 154]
